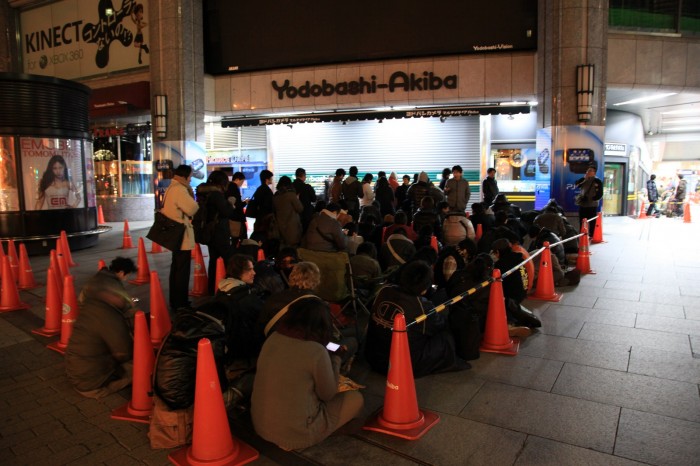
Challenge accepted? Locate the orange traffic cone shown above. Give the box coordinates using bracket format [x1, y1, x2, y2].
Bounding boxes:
[49, 250, 64, 302]
[59, 231, 77, 267]
[363, 313, 440, 440]
[0, 255, 30, 313]
[57, 252, 70, 283]
[6, 239, 19, 283]
[150, 241, 163, 254]
[121, 220, 134, 249]
[429, 235, 439, 253]
[480, 269, 520, 355]
[111, 310, 154, 423]
[475, 223, 483, 242]
[529, 242, 562, 302]
[591, 212, 605, 244]
[17, 243, 40, 290]
[129, 238, 151, 285]
[168, 338, 259, 466]
[47, 275, 78, 354]
[150, 271, 172, 348]
[215, 257, 226, 291]
[638, 201, 648, 219]
[256, 247, 265, 262]
[683, 202, 692, 223]
[97, 204, 106, 224]
[0, 240, 5, 281]
[189, 244, 208, 297]
[32, 267, 62, 337]
[98, 259, 107, 270]
[576, 226, 595, 275]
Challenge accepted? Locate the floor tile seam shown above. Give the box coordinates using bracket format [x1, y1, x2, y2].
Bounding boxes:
[515, 350, 631, 374]
[557, 359, 700, 390]
[580, 319, 696, 341]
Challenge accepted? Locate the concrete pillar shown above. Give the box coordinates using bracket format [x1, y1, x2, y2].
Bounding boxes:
[148, 0, 205, 149]
[537, 0, 608, 128]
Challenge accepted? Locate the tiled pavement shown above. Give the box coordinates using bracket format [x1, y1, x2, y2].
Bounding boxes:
[1, 212, 699, 465]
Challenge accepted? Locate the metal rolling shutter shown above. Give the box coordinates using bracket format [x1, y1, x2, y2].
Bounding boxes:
[269, 117, 480, 179]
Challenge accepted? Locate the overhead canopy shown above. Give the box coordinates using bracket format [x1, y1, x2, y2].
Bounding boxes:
[221, 104, 531, 128]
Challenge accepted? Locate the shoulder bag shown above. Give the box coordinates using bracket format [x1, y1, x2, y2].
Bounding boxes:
[146, 188, 186, 251]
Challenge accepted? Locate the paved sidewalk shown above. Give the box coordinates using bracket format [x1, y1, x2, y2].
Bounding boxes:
[0, 213, 699, 465]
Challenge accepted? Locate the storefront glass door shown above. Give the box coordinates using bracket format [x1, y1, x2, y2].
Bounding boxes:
[603, 163, 625, 215]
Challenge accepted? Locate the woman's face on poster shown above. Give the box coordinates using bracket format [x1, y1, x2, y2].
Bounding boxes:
[52, 161, 65, 180]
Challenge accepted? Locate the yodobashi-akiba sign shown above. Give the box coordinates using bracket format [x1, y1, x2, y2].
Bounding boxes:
[272, 71, 458, 100]
[21, 0, 150, 79]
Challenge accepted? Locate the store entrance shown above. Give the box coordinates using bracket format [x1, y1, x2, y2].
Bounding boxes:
[603, 162, 625, 216]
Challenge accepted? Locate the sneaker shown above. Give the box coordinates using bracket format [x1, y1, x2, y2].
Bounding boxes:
[508, 325, 532, 338]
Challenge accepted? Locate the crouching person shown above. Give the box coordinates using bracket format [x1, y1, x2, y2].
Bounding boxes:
[251, 298, 364, 451]
[65, 257, 138, 399]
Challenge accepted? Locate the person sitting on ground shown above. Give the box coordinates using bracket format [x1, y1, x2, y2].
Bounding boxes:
[364, 260, 470, 378]
[490, 193, 522, 219]
[443, 210, 475, 246]
[65, 257, 138, 399]
[534, 205, 567, 239]
[251, 298, 364, 451]
[414, 224, 439, 251]
[469, 202, 495, 235]
[527, 224, 567, 266]
[350, 241, 382, 285]
[380, 226, 416, 271]
[446, 254, 495, 358]
[343, 221, 364, 255]
[434, 238, 477, 290]
[412, 196, 442, 240]
[491, 238, 540, 336]
[301, 202, 348, 253]
[382, 210, 417, 242]
[274, 247, 299, 287]
[215, 254, 265, 363]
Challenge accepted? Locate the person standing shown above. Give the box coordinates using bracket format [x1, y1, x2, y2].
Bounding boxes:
[395, 174, 411, 212]
[341, 166, 364, 220]
[329, 168, 345, 204]
[574, 165, 603, 238]
[359, 173, 375, 208]
[292, 167, 317, 233]
[482, 168, 499, 207]
[250, 169, 275, 241]
[646, 174, 659, 217]
[444, 165, 471, 213]
[672, 173, 687, 217]
[273, 175, 304, 247]
[226, 171, 248, 243]
[160, 164, 199, 311]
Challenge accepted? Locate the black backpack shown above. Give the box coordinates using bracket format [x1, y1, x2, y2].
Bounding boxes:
[192, 186, 218, 245]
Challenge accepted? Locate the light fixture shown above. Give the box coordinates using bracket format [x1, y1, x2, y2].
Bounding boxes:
[507, 114, 515, 120]
[105, 7, 114, 16]
[613, 92, 677, 106]
[439, 116, 447, 123]
[154, 95, 167, 139]
[576, 64, 595, 122]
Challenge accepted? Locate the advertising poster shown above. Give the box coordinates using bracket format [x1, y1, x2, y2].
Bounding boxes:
[21, 0, 150, 79]
[0, 137, 20, 212]
[21, 137, 85, 211]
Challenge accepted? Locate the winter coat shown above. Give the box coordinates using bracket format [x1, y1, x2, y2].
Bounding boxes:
[646, 179, 659, 202]
[65, 270, 136, 393]
[412, 208, 442, 239]
[225, 182, 247, 222]
[160, 176, 199, 250]
[341, 176, 364, 202]
[574, 176, 603, 208]
[293, 178, 317, 229]
[445, 177, 471, 212]
[534, 211, 567, 238]
[365, 285, 456, 378]
[495, 249, 528, 304]
[373, 177, 395, 216]
[273, 187, 304, 246]
[250, 184, 274, 219]
[329, 175, 344, 203]
[196, 183, 234, 254]
[442, 212, 475, 246]
[482, 176, 499, 206]
[302, 210, 348, 252]
[360, 182, 374, 207]
[674, 179, 687, 201]
[380, 233, 416, 270]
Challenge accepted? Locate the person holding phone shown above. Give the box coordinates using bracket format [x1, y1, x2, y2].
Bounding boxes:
[251, 298, 364, 451]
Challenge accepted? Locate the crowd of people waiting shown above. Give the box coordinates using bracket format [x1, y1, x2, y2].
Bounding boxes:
[65, 164, 585, 452]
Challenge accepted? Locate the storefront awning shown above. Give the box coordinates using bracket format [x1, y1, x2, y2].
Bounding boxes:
[221, 104, 530, 128]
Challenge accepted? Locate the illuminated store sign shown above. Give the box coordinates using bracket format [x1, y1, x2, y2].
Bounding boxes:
[272, 71, 458, 100]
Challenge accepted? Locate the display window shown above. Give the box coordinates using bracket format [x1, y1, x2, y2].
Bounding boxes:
[491, 148, 537, 193]
[21, 137, 85, 211]
[0, 137, 20, 212]
[93, 125, 154, 197]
